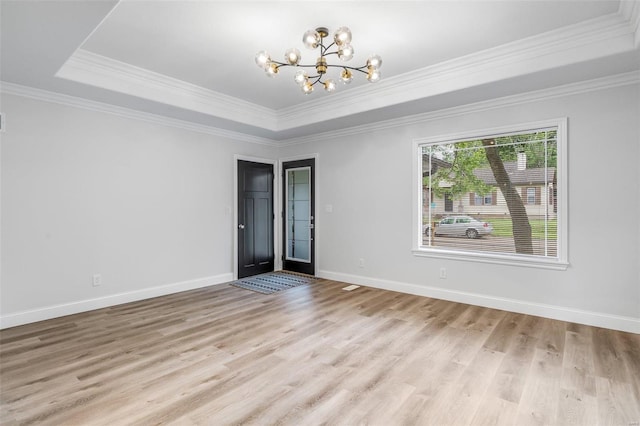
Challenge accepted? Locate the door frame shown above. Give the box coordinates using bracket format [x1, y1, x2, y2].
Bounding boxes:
[279, 153, 319, 276]
[233, 153, 319, 280]
[233, 155, 279, 280]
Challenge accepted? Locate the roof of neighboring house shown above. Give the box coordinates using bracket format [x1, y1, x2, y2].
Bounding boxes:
[422, 157, 452, 176]
[474, 162, 556, 186]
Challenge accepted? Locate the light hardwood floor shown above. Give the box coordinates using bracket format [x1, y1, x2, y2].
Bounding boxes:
[1, 278, 639, 425]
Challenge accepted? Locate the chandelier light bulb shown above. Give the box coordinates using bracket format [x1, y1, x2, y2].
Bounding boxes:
[324, 79, 337, 93]
[284, 48, 301, 65]
[367, 67, 381, 83]
[340, 68, 353, 84]
[334, 27, 352, 46]
[337, 44, 354, 61]
[265, 62, 279, 77]
[302, 29, 321, 49]
[367, 55, 382, 69]
[255, 50, 271, 69]
[294, 70, 308, 86]
[301, 81, 314, 94]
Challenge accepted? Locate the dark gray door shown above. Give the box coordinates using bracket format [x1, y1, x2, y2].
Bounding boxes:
[238, 160, 274, 278]
[282, 159, 315, 275]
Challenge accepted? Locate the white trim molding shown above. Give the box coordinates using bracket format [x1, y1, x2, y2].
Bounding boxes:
[619, 0, 640, 47]
[279, 71, 640, 147]
[0, 82, 279, 146]
[51, 7, 639, 136]
[318, 270, 640, 334]
[278, 9, 638, 131]
[2, 72, 637, 147]
[0, 273, 233, 330]
[56, 49, 279, 131]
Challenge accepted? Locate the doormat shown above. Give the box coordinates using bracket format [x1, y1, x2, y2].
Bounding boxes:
[230, 271, 318, 295]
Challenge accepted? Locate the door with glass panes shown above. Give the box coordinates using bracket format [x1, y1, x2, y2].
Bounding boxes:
[282, 159, 315, 275]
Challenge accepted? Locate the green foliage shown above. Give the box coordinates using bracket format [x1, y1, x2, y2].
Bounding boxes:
[426, 141, 491, 199]
[423, 130, 557, 199]
[491, 131, 557, 168]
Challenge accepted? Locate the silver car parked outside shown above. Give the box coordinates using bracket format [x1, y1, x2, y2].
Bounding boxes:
[434, 215, 493, 239]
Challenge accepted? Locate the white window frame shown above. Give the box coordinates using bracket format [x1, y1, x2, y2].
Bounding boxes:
[412, 118, 569, 270]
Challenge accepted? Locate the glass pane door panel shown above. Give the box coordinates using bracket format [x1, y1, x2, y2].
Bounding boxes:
[286, 167, 311, 262]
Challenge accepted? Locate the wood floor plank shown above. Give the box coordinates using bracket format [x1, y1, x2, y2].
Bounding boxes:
[1, 278, 638, 425]
[556, 387, 598, 426]
[515, 348, 564, 425]
[469, 395, 519, 426]
[487, 331, 538, 404]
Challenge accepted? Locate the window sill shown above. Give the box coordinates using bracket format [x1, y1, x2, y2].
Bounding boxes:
[412, 247, 569, 271]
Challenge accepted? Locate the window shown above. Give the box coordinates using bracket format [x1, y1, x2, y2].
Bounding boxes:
[413, 119, 568, 270]
[471, 191, 496, 206]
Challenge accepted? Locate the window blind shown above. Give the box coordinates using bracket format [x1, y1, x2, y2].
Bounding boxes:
[420, 128, 558, 259]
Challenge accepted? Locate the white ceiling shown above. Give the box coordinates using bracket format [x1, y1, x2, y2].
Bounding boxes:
[1, 1, 639, 143]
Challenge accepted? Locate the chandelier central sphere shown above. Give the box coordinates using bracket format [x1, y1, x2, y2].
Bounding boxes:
[254, 26, 382, 95]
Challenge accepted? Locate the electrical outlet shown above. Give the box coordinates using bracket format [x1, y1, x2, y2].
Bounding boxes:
[439, 267, 447, 279]
[92, 274, 101, 287]
[358, 258, 365, 268]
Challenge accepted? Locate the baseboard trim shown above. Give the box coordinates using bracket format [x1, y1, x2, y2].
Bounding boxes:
[4, 271, 637, 334]
[0, 273, 233, 330]
[318, 270, 640, 334]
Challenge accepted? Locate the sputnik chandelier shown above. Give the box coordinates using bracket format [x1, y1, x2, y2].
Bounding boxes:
[255, 26, 382, 94]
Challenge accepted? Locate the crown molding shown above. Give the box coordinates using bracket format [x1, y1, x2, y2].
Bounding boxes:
[56, 49, 279, 131]
[0, 82, 280, 146]
[276, 9, 638, 131]
[278, 71, 640, 147]
[53, 7, 639, 136]
[619, 0, 640, 47]
[3, 70, 637, 148]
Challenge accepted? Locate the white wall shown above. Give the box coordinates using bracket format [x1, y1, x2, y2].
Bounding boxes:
[0, 93, 275, 326]
[2, 82, 638, 333]
[281, 83, 640, 333]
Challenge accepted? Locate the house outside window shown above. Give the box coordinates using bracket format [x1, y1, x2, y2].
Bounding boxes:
[413, 118, 568, 270]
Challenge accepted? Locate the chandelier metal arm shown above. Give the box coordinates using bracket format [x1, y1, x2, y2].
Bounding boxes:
[310, 75, 323, 85]
[320, 41, 336, 56]
[336, 65, 369, 74]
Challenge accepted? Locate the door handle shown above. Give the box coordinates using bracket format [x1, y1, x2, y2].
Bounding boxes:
[238, 224, 245, 229]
